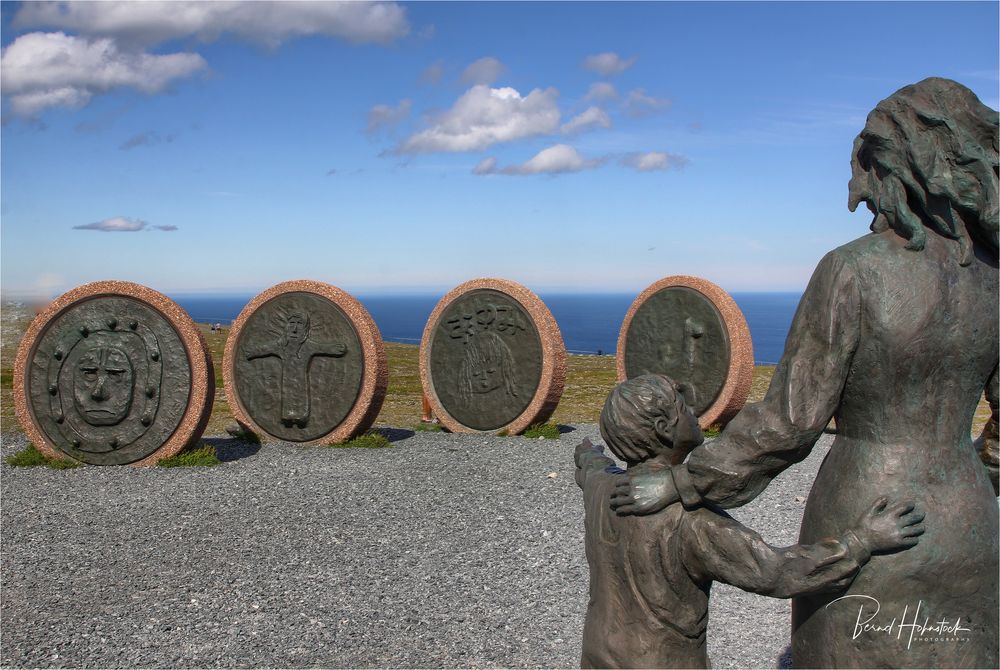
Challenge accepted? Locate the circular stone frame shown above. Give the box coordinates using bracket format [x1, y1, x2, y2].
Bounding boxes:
[223, 280, 388, 445]
[13, 280, 214, 466]
[616, 275, 754, 429]
[420, 278, 566, 434]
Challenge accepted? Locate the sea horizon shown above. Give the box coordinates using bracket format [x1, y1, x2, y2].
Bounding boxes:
[165, 290, 802, 365]
[3, 290, 802, 365]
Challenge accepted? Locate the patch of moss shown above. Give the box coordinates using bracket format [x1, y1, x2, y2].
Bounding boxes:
[157, 443, 221, 467]
[5, 443, 80, 469]
[327, 430, 393, 449]
[524, 423, 561, 439]
[413, 422, 443, 432]
[703, 424, 722, 438]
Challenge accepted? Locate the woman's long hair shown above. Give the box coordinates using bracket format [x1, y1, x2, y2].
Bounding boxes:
[848, 77, 999, 265]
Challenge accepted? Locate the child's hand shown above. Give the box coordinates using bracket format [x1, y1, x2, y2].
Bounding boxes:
[854, 497, 925, 553]
[609, 469, 675, 515]
[574, 438, 604, 466]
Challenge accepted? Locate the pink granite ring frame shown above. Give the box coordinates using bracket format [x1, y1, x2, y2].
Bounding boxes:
[616, 275, 753, 428]
[420, 278, 567, 434]
[223, 280, 388, 445]
[13, 280, 214, 466]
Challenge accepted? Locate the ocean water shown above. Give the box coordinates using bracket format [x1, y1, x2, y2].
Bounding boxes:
[172, 292, 801, 365]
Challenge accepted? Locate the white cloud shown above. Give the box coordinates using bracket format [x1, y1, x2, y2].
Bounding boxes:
[473, 156, 498, 175]
[1, 32, 205, 115]
[73, 216, 151, 232]
[420, 60, 444, 85]
[460, 56, 506, 85]
[70, 216, 179, 232]
[582, 52, 635, 76]
[621, 151, 689, 172]
[397, 85, 560, 153]
[366, 99, 411, 134]
[624, 88, 672, 117]
[14, 1, 410, 48]
[561, 106, 611, 135]
[475, 144, 604, 176]
[584, 82, 618, 101]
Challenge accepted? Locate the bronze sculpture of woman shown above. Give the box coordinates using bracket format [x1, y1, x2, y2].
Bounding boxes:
[612, 78, 999, 668]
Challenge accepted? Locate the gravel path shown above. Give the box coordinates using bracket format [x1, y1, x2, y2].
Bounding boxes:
[1, 427, 830, 669]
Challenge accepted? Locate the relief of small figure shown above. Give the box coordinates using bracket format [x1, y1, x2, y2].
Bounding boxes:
[243, 310, 346, 428]
[575, 374, 925, 669]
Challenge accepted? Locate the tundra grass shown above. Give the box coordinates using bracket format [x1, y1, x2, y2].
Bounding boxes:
[5, 443, 80, 469]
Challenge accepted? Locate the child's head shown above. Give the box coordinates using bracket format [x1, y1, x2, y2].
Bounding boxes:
[599, 373, 704, 467]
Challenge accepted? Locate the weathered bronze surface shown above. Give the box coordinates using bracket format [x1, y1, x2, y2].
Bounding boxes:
[233, 291, 363, 442]
[429, 289, 542, 431]
[26, 296, 191, 465]
[611, 78, 999, 669]
[577, 375, 924, 669]
[622, 286, 730, 415]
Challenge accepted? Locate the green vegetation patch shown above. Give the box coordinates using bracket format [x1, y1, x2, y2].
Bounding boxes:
[5, 443, 81, 469]
[327, 430, 393, 449]
[238, 429, 262, 444]
[226, 422, 262, 443]
[413, 422, 443, 433]
[523, 423, 561, 439]
[703, 424, 722, 438]
[157, 442, 221, 468]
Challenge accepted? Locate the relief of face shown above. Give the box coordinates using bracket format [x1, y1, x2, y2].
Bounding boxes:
[471, 356, 501, 394]
[285, 313, 309, 344]
[73, 346, 134, 426]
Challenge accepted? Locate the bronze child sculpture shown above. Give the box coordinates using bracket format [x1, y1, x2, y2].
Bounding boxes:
[576, 374, 925, 669]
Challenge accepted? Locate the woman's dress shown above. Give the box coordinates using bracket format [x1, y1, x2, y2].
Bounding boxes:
[681, 229, 999, 668]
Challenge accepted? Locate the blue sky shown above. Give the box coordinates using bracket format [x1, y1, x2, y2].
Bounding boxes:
[2, 1, 998, 298]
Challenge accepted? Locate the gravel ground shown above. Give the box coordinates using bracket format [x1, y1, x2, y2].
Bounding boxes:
[1, 427, 830, 669]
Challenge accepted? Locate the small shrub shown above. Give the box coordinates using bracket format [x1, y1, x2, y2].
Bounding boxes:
[158, 443, 221, 467]
[523, 423, 561, 439]
[413, 422, 443, 433]
[5, 443, 80, 469]
[328, 430, 392, 449]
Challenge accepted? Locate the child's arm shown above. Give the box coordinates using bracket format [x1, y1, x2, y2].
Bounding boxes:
[574, 438, 622, 489]
[679, 497, 925, 598]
